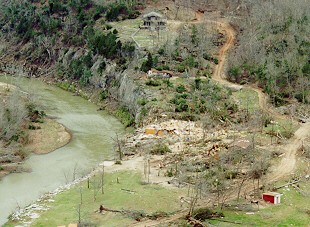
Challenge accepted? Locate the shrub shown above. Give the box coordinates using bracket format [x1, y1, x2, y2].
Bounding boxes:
[122, 41, 136, 58]
[155, 65, 163, 71]
[163, 79, 173, 88]
[145, 79, 161, 86]
[176, 85, 186, 93]
[138, 98, 148, 106]
[179, 112, 199, 121]
[79, 68, 92, 85]
[106, 24, 113, 30]
[170, 94, 189, 104]
[49, 0, 68, 14]
[140, 107, 148, 117]
[193, 208, 224, 221]
[91, 5, 106, 21]
[165, 168, 174, 177]
[140, 52, 153, 72]
[28, 124, 36, 130]
[81, 52, 93, 68]
[106, 3, 128, 21]
[295, 92, 308, 103]
[100, 90, 108, 100]
[98, 61, 106, 73]
[185, 55, 198, 68]
[156, 65, 170, 71]
[86, 29, 121, 59]
[115, 106, 134, 127]
[228, 66, 241, 82]
[176, 64, 186, 72]
[151, 143, 171, 155]
[158, 48, 165, 55]
[71, 36, 85, 46]
[175, 99, 188, 112]
[194, 77, 201, 90]
[203, 52, 211, 60]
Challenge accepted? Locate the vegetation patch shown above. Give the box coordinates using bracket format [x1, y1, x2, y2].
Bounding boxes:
[208, 181, 310, 226]
[22, 171, 181, 226]
[150, 143, 171, 155]
[115, 106, 134, 127]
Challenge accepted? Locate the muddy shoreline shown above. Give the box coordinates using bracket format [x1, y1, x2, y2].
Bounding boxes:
[0, 81, 72, 180]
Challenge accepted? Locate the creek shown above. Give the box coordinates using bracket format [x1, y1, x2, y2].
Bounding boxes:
[0, 75, 124, 225]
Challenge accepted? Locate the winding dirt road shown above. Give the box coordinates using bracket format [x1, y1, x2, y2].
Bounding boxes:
[210, 15, 310, 183]
[174, 11, 309, 183]
[129, 11, 310, 227]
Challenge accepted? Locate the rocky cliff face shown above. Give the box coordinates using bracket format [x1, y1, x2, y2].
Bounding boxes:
[60, 47, 145, 124]
[114, 69, 145, 123]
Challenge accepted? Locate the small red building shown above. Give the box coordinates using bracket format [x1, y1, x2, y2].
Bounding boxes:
[262, 192, 282, 204]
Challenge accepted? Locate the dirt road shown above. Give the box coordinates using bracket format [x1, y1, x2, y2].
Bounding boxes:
[209, 17, 309, 182]
[129, 11, 310, 227]
[267, 122, 310, 182]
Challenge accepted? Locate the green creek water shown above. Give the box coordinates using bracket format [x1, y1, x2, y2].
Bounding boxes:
[0, 75, 124, 225]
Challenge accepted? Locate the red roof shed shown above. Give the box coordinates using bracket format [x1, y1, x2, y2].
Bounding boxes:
[262, 192, 282, 204]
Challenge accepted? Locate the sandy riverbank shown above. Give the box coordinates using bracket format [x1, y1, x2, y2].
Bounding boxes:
[0, 82, 72, 178]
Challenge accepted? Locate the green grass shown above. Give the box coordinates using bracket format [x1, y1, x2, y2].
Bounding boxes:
[232, 88, 260, 113]
[7, 171, 182, 227]
[207, 181, 310, 226]
[109, 19, 141, 43]
[108, 19, 178, 49]
[264, 119, 297, 139]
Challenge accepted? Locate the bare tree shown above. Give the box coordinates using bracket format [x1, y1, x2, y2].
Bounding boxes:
[0, 89, 28, 141]
[111, 132, 125, 161]
[101, 163, 104, 194]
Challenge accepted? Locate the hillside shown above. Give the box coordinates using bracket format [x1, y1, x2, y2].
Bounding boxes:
[0, 0, 310, 226]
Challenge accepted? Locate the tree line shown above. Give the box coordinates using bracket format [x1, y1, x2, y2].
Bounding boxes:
[0, 0, 138, 85]
[226, 0, 309, 106]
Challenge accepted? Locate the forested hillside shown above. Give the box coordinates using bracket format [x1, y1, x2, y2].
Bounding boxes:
[227, 0, 309, 106]
[1, 0, 308, 109]
[1, 1, 310, 226]
[0, 0, 137, 83]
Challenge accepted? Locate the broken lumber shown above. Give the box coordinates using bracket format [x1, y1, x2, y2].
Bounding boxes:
[121, 188, 136, 194]
[274, 179, 303, 189]
[210, 218, 242, 225]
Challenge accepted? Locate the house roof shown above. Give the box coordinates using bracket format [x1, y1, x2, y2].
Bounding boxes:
[263, 192, 282, 197]
[143, 11, 163, 18]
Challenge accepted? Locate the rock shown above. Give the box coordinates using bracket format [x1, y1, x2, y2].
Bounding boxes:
[0, 154, 22, 163]
[30, 213, 39, 219]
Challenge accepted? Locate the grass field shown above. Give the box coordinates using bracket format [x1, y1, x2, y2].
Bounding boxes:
[232, 88, 260, 114]
[264, 118, 297, 139]
[207, 180, 310, 226]
[108, 19, 180, 50]
[6, 171, 183, 227]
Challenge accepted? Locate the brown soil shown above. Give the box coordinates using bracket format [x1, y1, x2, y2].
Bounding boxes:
[0, 118, 71, 178]
[24, 118, 71, 155]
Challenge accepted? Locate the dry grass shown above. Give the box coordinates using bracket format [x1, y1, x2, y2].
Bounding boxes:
[107, 18, 181, 50]
[24, 118, 71, 154]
